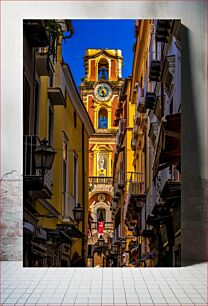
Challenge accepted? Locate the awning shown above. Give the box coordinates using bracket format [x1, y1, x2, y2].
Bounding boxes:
[46, 228, 73, 244]
[153, 113, 181, 176]
[31, 241, 47, 257]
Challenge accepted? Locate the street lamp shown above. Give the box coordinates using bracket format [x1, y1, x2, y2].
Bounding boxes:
[113, 243, 119, 253]
[34, 138, 56, 173]
[98, 235, 105, 248]
[73, 203, 83, 224]
[121, 238, 126, 250]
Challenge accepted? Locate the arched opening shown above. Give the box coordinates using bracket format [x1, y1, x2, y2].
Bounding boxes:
[98, 108, 108, 129]
[98, 58, 109, 80]
[97, 208, 106, 222]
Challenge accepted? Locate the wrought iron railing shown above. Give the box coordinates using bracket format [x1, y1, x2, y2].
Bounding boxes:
[89, 176, 113, 185]
[90, 221, 113, 230]
[128, 172, 145, 195]
[23, 135, 41, 176]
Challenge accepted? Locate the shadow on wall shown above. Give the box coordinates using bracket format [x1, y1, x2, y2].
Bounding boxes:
[181, 24, 208, 265]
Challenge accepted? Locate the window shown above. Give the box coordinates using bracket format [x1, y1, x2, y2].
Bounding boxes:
[62, 135, 68, 216]
[48, 106, 54, 145]
[97, 208, 106, 222]
[98, 58, 109, 80]
[73, 152, 78, 203]
[98, 109, 108, 129]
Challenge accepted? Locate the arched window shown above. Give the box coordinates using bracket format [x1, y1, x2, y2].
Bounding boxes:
[98, 58, 109, 80]
[98, 108, 108, 129]
[97, 208, 106, 222]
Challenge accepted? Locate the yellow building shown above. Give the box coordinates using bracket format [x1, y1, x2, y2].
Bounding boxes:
[23, 20, 94, 267]
[129, 19, 181, 267]
[112, 20, 152, 267]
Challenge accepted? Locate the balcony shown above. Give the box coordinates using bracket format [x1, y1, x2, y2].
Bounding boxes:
[48, 88, 65, 106]
[113, 223, 122, 243]
[161, 180, 181, 208]
[149, 51, 161, 82]
[153, 112, 181, 176]
[118, 171, 125, 189]
[128, 173, 145, 206]
[23, 135, 53, 199]
[144, 80, 156, 110]
[124, 172, 145, 222]
[48, 62, 66, 106]
[36, 48, 54, 76]
[148, 121, 159, 144]
[154, 96, 162, 120]
[91, 222, 113, 231]
[24, 20, 49, 47]
[89, 176, 113, 193]
[156, 20, 173, 43]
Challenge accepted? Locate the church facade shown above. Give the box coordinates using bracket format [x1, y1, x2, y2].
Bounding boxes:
[79, 49, 124, 266]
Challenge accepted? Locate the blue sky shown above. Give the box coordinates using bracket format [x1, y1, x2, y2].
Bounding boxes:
[62, 20, 135, 89]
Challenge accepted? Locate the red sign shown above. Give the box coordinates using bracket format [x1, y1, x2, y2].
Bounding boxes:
[98, 221, 104, 233]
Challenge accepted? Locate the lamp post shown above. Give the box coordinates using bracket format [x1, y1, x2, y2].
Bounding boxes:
[121, 238, 126, 250]
[34, 138, 56, 175]
[73, 203, 83, 224]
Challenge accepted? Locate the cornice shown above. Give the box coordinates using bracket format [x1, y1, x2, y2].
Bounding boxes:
[62, 63, 95, 136]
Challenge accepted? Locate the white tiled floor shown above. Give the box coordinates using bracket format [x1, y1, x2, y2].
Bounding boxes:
[0, 261, 207, 305]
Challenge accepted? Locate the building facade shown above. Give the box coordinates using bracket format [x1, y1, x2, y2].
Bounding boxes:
[112, 20, 181, 267]
[79, 49, 124, 266]
[23, 20, 94, 267]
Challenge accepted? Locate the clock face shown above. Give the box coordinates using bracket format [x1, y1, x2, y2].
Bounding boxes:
[94, 83, 113, 102]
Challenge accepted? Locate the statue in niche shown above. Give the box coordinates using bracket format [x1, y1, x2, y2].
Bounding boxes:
[99, 156, 105, 170]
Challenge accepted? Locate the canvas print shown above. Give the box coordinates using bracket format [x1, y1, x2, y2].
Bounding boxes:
[23, 19, 181, 267]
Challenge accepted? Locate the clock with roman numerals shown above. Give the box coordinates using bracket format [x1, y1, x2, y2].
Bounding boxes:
[94, 83, 113, 102]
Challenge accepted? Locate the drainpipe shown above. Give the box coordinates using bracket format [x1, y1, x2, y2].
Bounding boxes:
[161, 43, 164, 117]
[82, 123, 85, 259]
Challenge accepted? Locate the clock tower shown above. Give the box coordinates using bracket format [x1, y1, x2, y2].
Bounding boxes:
[79, 49, 124, 177]
[79, 49, 124, 265]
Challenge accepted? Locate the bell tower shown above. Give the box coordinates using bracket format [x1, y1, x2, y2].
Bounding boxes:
[79, 49, 124, 260]
[79, 49, 124, 177]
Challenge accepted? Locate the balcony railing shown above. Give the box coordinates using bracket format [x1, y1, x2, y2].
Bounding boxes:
[36, 47, 54, 76]
[156, 20, 172, 43]
[149, 51, 161, 82]
[23, 135, 53, 199]
[144, 72, 156, 110]
[89, 176, 113, 193]
[124, 172, 146, 222]
[91, 221, 113, 231]
[128, 172, 145, 196]
[48, 61, 66, 106]
[113, 223, 122, 242]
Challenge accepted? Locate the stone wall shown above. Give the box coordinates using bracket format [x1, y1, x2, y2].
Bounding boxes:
[0, 171, 22, 260]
